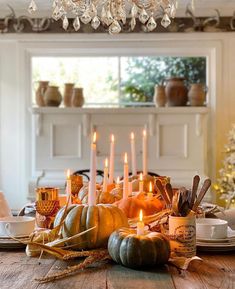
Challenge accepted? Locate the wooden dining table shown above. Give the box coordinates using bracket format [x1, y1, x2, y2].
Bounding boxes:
[0, 249, 234, 289]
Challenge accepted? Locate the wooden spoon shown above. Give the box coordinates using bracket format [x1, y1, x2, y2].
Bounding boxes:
[172, 190, 180, 216]
[192, 179, 211, 212]
[156, 180, 171, 206]
[190, 175, 200, 209]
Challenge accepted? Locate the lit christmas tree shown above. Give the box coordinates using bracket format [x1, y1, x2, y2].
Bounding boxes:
[214, 124, 235, 208]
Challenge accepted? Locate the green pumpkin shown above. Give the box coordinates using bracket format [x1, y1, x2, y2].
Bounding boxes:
[108, 228, 170, 268]
[54, 204, 128, 250]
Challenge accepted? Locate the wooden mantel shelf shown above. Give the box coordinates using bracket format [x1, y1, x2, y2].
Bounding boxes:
[30, 106, 209, 115]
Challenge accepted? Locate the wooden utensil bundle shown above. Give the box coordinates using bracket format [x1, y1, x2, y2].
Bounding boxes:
[156, 175, 211, 217]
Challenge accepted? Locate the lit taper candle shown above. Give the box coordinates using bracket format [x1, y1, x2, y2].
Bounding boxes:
[109, 134, 115, 184]
[130, 132, 137, 176]
[103, 158, 109, 193]
[123, 152, 129, 199]
[147, 181, 153, 199]
[66, 169, 72, 205]
[139, 172, 144, 193]
[142, 129, 148, 176]
[137, 209, 145, 235]
[88, 132, 97, 206]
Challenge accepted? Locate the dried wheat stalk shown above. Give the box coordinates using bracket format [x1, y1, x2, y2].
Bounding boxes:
[35, 249, 110, 283]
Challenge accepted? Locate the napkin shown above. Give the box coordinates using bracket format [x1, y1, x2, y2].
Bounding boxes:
[0, 191, 12, 218]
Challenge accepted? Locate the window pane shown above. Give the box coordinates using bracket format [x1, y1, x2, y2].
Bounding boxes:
[32, 57, 119, 105]
[120, 56, 207, 103]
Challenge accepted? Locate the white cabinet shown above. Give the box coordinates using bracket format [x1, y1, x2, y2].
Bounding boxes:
[29, 107, 209, 199]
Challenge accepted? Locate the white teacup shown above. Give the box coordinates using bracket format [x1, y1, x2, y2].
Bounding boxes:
[0, 216, 35, 238]
[196, 218, 228, 239]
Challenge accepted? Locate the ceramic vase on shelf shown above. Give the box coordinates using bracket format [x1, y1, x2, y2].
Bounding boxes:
[63, 83, 74, 107]
[188, 83, 206, 106]
[44, 86, 62, 107]
[35, 81, 49, 107]
[153, 85, 167, 107]
[165, 77, 188, 106]
[72, 88, 84, 107]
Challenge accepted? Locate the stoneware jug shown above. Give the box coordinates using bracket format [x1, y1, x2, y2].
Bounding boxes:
[35, 81, 49, 107]
[44, 86, 62, 107]
[63, 83, 74, 107]
[165, 77, 188, 106]
[153, 85, 167, 107]
[72, 88, 84, 107]
[188, 83, 206, 106]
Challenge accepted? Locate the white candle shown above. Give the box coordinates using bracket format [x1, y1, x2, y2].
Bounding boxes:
[66, 169, 72, 205]
[103, 158, 109, 192]
[130, 132, 137, 176]
[139, 172, 144, 193]
[109, 134, 115, 184]
[147, 181, 153, 199]
[137, 210, 145, 236]
[115, 176, 120, 189]
[123, 152, 129, 199]
[128, 181, 133, 197]
[88, 132, 97, 206]
[142, 129, 148, 176]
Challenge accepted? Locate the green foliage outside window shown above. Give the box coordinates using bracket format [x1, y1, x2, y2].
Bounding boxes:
[118, 57, 206, 103]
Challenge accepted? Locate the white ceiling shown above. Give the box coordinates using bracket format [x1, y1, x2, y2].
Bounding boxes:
[0, 0, 234, 17]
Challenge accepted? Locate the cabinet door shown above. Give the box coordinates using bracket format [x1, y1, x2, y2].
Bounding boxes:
[34, 113, 85, 170]
[150, 113, 206, 176]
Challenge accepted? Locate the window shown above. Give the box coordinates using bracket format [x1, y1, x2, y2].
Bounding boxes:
[32, 56, 206, 106]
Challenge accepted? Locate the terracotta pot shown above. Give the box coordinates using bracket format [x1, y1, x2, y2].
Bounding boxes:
[153, 85, 166, 107]
[44, 86, 62, 107]
[63, 83, 74, 107]
[188, 83, 206, 106]
[72, 88, 84, 107]
[35, 81, 49, 107]
[165, 77, 188, 106]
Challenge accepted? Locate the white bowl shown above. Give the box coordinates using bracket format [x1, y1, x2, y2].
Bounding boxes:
[0, 216, 35, 238]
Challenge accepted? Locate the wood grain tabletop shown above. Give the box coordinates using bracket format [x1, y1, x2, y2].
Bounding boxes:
[0, 249, 234, 289]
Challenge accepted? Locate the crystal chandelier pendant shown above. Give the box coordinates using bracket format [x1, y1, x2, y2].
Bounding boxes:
[131, 4, 138, 18]
[73, 16, 81, 31]
[28, 0, 37, 14]
[139, 8, 149, 24]
[130, 17, 136, 31]
[62, 15, 69, 30]
[81, 11, 92, 24]
[146, 16, 157, 32]
[161, 13, 171, 28]
[52, 5, 63, 21]
[109, 20, 122, 35]
[91, 16, 101, 30]
[170, 3, 177, 18]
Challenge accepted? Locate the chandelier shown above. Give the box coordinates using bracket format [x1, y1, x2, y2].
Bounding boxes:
[28, 0, 178, 34]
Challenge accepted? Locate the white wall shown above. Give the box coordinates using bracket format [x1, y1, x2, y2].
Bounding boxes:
[0, 33, 235, 209]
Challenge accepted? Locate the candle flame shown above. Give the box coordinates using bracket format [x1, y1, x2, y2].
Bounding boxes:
[143, 129, 147, 137]
[139, 172, 143, 181]
[105, 157, 108, 168]
[149, 181, 152, 192]
[111, 134, 115, 143]
[93, 132, 97, 143]
[124, 152, 128, 164]
[66, 169, 71, 179]
[139, 210, 143, 222]
[116, 176, 120, 183]
[130, 132, 135, 140]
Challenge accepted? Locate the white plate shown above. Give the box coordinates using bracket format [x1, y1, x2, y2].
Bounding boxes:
[0, 236, 29, 249]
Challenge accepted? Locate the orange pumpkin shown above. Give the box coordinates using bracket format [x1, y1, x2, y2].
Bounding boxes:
[114, 193, 163, 218]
